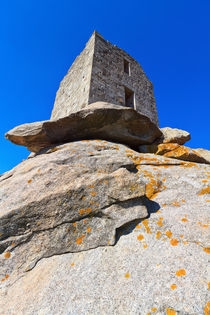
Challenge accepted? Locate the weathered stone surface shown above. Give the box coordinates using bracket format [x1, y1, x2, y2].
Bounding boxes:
[159, 127, 191, 145]
[139, 143, 210, 165]
[5, 102, 162, 152]
[139, 127, 191, 152]
[0, 140, 147, 287]
[0, 140, 209, 314]
[195, 148, 210, 164]
[51, 31, 159, 126]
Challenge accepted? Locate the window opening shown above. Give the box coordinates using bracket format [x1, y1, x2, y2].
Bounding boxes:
[124, 87, 134, 108]
[124, 59, 130, 75]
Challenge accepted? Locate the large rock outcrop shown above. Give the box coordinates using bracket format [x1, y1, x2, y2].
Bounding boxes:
[0, 140, 209, 315]
[5, 102, 162, 152]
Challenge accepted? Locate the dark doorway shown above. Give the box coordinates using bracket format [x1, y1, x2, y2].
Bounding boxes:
[125, 87, 134, 108]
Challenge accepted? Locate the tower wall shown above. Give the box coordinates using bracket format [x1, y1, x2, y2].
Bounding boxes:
[88, 33, 159, 126]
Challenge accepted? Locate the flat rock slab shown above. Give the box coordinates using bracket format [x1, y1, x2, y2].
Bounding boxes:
[0, 140, 209, 314]
[139, 143, 210, 164]
[5, 102, 162, 152]
[159, 127, 191, 145]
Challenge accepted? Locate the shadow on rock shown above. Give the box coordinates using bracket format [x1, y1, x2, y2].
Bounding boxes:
[115, 197, 160, 243]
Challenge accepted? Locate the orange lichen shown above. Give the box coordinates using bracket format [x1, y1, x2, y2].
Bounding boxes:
[73, 222, 77, 227]
[198, 187, 210, 195]
[208, 282, 210, 290]
[204, 302, 210, 315]
[176, 269, 186, 277]
[4, 252, 11, 259]
[171, 284, 177, 290]
[76, 235, 85, 245]
[146, 179, 163, 199]
[83, 219, 87, 224]
[203, 247, 210, 254]
[151, 308, 157, 312]
[166, 308, 176, 315]
[125, 272, 130, 278]
[182, 199, 186, 202]
[156, 231, 161, 239]
[70, 263, 75, 267]
[156, 217, 163, 227]
[180, 235, 183, 238]
[170, 239, 179, 246]
[137, 234, 144, 241]
[162, 204, 167, 207]
[88, 184, 95, 189]
[183, 241, 188, 245]
[172, 202, 180, 207]
[181, 218, 188, 222]
[143, 244, 148, 248]
[166, 231, 172, 238]
[90, 191, 97, 197]
[87, 227, 91, 233]
[202, 180, 208, 183]
[136, 224, 141, 229]
[82, 196, 86, 201]
[142, 219, 151, 234]
[27, 179, 32, 184]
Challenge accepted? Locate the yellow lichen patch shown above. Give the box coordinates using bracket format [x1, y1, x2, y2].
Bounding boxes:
[143, 244, 148, 249]
[87, 227, 91, 233]
[162, 204, 167, 207]
[27, 179, 32, 184]
[90, 191, 97, 197]
[151, 307, 157, 312]
[142, 219, 151, 234]
[198, 187, 210, 195]
[79, 209, 86, 215]
[156, 231, 161, 239]
[170, 239, 179, 246]
[203, 247, 210, 254]
[176, 269, 186, 277]
[137, 234, 144, 241]
[76, 235, 85, 245]
[125, 272, 130, 278]
[166, 308, 176, 315]
[181, 218, 188, 222]
[88, 184, 95, 189]
[4, 252, 11, 259]
[171, 284, 177, 290]
[172, 202, 180, 207]
[166, 230, 172, 238]
[183, 241, 188, 245]
[204, 302, 210, 315]
[146, 179, 161, 199]
[156, 217, 163, 227]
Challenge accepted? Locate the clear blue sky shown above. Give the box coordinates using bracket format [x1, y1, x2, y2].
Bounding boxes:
[1, 0, 210, 174]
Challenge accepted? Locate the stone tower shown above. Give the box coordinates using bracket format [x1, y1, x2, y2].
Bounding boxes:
[51, 31, 159, 126]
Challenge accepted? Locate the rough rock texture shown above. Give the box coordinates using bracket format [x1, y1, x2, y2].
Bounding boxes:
[0, 140, 209, 315]
[159, 127, 191, 145]
[195, 148, 210, 164]
[139, 143, 210, 165]
[5, 102, 162, 152]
